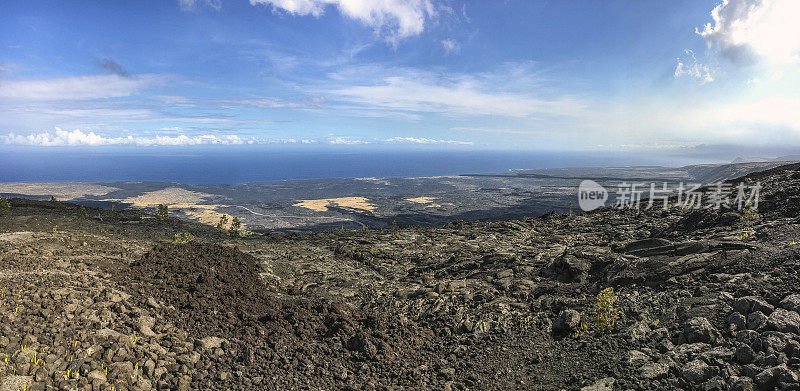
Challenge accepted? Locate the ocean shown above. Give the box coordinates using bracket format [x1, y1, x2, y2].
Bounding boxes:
[0, 146, 715, 185]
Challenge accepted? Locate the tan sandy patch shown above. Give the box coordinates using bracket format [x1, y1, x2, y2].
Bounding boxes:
[405, 196, 441, 208]
[293, 197, 376, 213]
[108, 188, 241, 228]
[0, 232, 35, 243]
[113, 187, 216, 207]
[0, 182, 119, 201]
[170, 204, 239, 228]
[406, 196, 436, 204]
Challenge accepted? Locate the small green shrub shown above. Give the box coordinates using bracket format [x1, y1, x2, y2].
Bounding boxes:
[575, 287, 622, 339]
[741, 205, 759, 227]
[156, 204, 169, 220]
[78, 206, 86, 218]
[0, 197, 10, 217]
[172, 232, 195, 244]
[592, 287, 621, 334]
[49, 196, 57, 202]
[217, 215, 228, 231]
[229, 217, 242, 237]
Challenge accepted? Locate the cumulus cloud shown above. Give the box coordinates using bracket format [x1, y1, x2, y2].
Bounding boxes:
[698, 0, 800, 65]
[441, 39, 460, 54]
[2, 128, 259, 146]
[0, 74, 162, 101]
[250, 0, 438, 43]
[385, 137, 472, 145]
[674, 50, 716, 83]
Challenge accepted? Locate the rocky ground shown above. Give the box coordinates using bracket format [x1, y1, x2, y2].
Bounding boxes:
[1, 163, 799, 390]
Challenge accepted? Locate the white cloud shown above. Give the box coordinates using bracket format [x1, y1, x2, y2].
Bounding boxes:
[698, 0, 800, 65]
[1, 129, 412, 147]
[330, 75, 586, 118]
[326, 136, 370, 145]
[0, 62, 23, 74]
[151, 95, 326, 109]
[2, 128, 259, 146]
[179, 0, 221, 11]
[450, 126, 535, 135]
[586, 95, 800, 146]
[441, 39, 460, 54]
[674, 50, 716, 83]
[385, 137, 472, 145]
[0, 74, 162, 101]
[219, 96, 326, 108]
[250, 0, 437, 43]
[702, 97, 800, 131]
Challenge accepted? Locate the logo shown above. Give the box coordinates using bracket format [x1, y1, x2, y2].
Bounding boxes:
[578, 180, 608, 211]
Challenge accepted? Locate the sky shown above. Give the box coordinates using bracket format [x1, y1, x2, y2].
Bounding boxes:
[1, 0, 799, 156]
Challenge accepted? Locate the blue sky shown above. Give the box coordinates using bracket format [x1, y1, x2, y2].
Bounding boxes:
[1, 0, 799, 155]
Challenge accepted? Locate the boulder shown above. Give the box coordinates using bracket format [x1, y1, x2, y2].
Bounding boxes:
[681, 359, 715, 383]
[553, 309, 581, 332]
[197, 336, 227, 350]
[779, 294, 800, 313]
[733, 296, 774, 316]
[747, 311, 768, 330]
[545, 255, 589, 283]
[580, 377, 615, 391]
[674, 240, 711, 256]
[735, 344, 755, 364]
[684, 317, 720, 344]
[616, 238, 674, 256]
[626, 350, 650, 367]
[346, 332, 377, 359]
[626, 321, 651, 343]
[775, 364, 800, 383]
[767, 309, 800, 334]
[87, 369, 107, 385]
[754, 366, 779, 389]
[639, 362, 670, 380]
[728, 376, 755, 391]
[136, 315, 157, 338]
[728, 312, 747, 332]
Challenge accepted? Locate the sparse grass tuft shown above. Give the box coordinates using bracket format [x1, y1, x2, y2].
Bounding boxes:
[172, 232, 195, 244]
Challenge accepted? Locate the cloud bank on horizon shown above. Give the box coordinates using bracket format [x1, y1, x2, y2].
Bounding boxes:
[1, 128, 471, 147]
[0, 0, 798, 153]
